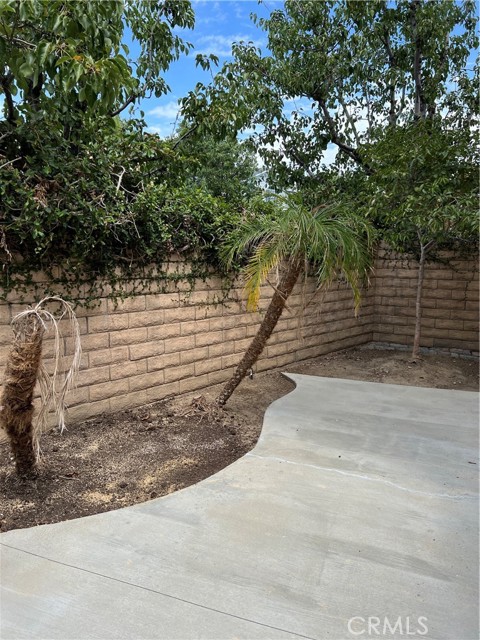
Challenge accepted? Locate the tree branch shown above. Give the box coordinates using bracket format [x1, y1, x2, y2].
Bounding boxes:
[115, 166, 126, 193]
[314, 91, 370, 171]
[397, 84, 407, 119]
[0, 156, 22, 170]
[25, 72, 44, 111]
[109, 94, 137, 117]
[380, 30, 398, 127]
[172, 123, 199, 149]
[363, 83, 374, 140]
[11, 36, 36, 49]
[380, 30, 396, 67]
[410, 0, 426, 120]
[286, 144, 319, 181]
[1, 74, 17, 125]
[0, 131, 14, 144]
[338, 93, 360, 146]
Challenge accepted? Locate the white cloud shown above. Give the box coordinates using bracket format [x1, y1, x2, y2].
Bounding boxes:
[321, 144, 339, 167]
[146, 99, 182, 139]
[233, 2, 246, 20]
[239, 126, 259, 138]
[282, 96, 314, 117]
[146, 123, 177, 139]
[192, 0, 228, 26]
[147, 100, 181, 121]
[194, 33, 264, 57]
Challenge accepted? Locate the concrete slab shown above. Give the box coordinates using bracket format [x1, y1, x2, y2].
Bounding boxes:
[1, 376, 478, 640]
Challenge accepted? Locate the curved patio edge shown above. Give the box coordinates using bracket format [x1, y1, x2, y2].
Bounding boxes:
[1, 375, 478, 640]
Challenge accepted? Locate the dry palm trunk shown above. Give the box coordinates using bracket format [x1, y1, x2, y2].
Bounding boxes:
[1, 317, 44, 476]
[0, 297, 81, 477]
[217, 259, 303, 407]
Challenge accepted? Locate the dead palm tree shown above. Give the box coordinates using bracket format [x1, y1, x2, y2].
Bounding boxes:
[216, 195, 373, 406]
[0, 297, 81, 476]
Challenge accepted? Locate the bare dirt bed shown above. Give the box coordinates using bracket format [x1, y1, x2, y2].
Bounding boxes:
[1, 346, 478, 532]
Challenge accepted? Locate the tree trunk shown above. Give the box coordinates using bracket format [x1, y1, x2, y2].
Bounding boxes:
[382, 30, 398, 127]
[412, 244, 426, 360]
[216, 260, 303, 406]
[410, 0, 426, 120]
[0, 321, 44, 476]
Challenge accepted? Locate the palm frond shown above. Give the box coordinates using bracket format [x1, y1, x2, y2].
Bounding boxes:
[221, 192, 374, 314]
[243, 240, 287, 311]
[220, 212, 276, 269]
[308, 210, 374, 314]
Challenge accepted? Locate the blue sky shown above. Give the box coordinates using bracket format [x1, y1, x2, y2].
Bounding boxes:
[130, 0, 283, 137]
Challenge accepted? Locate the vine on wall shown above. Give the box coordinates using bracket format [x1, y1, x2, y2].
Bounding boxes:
[1, 116, 265, 306]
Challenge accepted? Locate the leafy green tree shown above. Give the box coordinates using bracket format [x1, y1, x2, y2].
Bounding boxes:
[178, 131, 260, 206]
[181, 0, 478, 357]
[0, 0, 194, 126]
[0, 115, 242, 299]
[362, 123, 478, 358]
[216, 195, 373, 406]
[0, 0, 195, 214]
[181, 0, 477, 190]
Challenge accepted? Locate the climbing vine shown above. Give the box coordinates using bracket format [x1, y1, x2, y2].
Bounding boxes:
[0, 116, 254, 306]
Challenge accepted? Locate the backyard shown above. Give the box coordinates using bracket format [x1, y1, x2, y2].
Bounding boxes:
[1, 346, 477, 532]
[1, 3, 478, 638]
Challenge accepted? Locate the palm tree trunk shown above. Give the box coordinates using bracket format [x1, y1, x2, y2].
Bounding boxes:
[217, 259, 303, 406]
[0, 320, 44, 476]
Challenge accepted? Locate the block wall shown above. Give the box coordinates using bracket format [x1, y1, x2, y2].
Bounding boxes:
[373, 248, 479, 354]
[0, 274, 374, 425]
[1, 247, 477, 427]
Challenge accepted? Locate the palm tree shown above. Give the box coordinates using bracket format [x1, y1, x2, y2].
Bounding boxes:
[1, 297, 81, 476]
[216, 195, 373, 406]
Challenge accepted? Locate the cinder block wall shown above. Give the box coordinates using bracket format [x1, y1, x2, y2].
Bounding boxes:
[1, 247, 478, 426]
[0, 274, 374, 424]
[373, 248, 479, 354]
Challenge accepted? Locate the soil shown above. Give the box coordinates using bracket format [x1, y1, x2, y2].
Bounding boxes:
[1, 346, 478, 532]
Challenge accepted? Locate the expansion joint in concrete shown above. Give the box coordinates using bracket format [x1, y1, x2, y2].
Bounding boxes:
[0, 543, 318, 640]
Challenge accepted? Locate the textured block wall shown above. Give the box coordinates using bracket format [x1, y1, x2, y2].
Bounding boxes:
[0, 274, 374, 425]
[1, 248, 477, 427]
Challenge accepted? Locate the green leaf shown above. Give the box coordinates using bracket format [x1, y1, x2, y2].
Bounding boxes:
[18, 62, 34, 78]
[56, 55, 72, 66]
[74, 63, 83, 83]
[36, 42, 51, 66]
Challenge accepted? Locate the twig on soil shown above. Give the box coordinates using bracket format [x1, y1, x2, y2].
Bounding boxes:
[178, 395, 222, 425]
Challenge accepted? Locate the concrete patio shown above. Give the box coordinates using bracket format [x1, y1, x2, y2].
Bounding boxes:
[1, 375, 478, 639]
